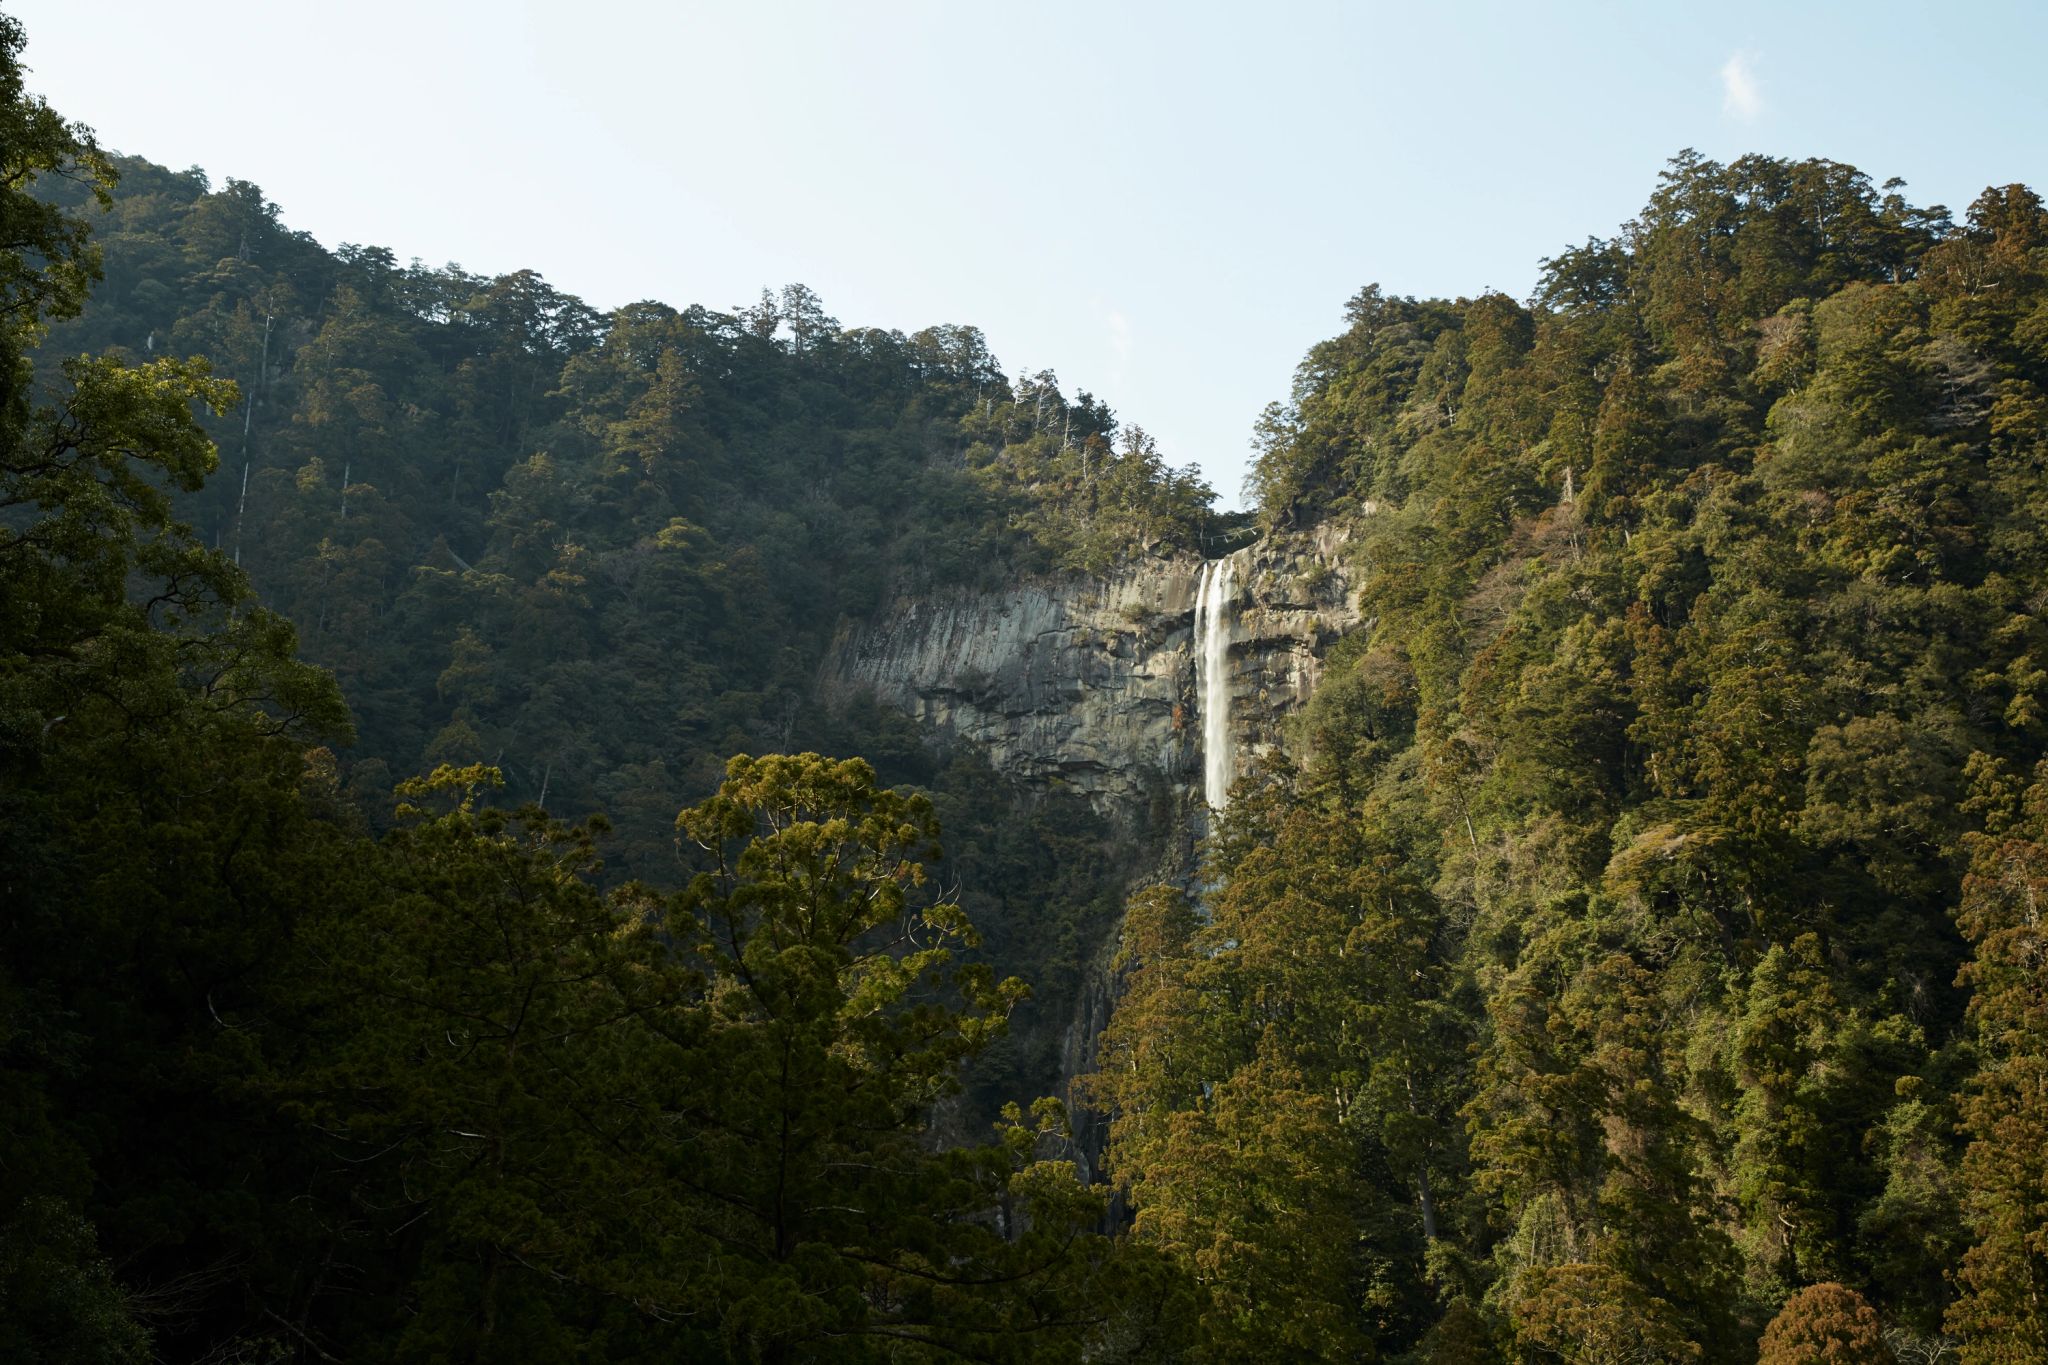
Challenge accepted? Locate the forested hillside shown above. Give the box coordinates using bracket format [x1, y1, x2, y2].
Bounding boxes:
[1093, 155, 2048, 1360]
[23, 134, 1234, 1115]
[8, 0, 2048, 1357]
[29, 153, 1219, 875]
[2, 11, 1205, 1359]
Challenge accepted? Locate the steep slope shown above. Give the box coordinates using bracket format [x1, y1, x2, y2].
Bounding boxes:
[1092, 153, 2048, 1359]
[30, 155, 1221, 867]
[25, 109, 2048, 1363]
[823, 520, 1367, 1164]
[25, 152, 1243, 1123]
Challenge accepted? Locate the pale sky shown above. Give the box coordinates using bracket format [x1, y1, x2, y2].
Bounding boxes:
[13, 1, 2045, 507]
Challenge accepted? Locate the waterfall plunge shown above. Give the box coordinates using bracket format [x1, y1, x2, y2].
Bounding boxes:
[1194, 555, 1237, 811]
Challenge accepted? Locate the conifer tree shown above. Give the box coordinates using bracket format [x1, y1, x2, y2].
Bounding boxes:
[1757, 1283, 1887, 1365]
[1946, 764, 2048, 1361]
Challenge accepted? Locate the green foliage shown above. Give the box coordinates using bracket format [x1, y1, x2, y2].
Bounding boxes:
[966, 394, 1222, 570]
[12, 41, 1227, 1284]
[1945, 763, 2048, 1361]
[282, 765, 692, 1359]
[1756, 1282, 1887, 1365]
[1, 15, 1199, 1357]
[1508, 1262, 1700, 1364]
[30, 152, 1213, 882]
[1099, 153, 2048, 1360]
[2, 21, 356, 1355]
[1090, 765, 1470, 1357]
[11, 3, 2048, 1352]
[0, 10, 108, 369]
[273, 753, 1183, 1361]
[0, 1197, 149, 1365]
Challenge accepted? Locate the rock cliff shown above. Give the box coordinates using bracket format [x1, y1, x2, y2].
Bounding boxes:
[821, 520, 1365, 1176]
[819, 521, 1364, 822]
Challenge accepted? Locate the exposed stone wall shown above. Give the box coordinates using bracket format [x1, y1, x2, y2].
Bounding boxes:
[818, 521, 1363, 818]
[820, 520, 1365, 1179]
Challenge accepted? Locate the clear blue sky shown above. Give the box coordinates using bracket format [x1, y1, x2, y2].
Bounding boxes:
[13, 0, 2045, 507]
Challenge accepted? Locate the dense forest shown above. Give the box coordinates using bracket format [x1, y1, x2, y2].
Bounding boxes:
[18, 25, 1236, 1121]
[5, 5, 2048, 1361]
[0, 11, 1204, 1360]
[1093, 157, 2048, 1359]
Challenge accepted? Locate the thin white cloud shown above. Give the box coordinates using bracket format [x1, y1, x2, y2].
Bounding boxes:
[1721, 51, 1763, 121]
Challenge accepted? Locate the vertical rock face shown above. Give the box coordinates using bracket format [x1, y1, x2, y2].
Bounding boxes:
[818, 521, 1364, 820]
[819, 521, 1364, 1177]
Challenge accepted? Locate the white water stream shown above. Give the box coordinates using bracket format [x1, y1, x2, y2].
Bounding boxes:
[1193, 555, 1238, 810]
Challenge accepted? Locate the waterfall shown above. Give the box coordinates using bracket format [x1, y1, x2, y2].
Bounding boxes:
[1193, 555, 1237, 810]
